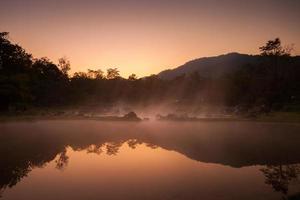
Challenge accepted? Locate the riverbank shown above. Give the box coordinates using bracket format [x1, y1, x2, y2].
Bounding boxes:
[0, 111, 299, 123]
[0, 111, 143, 122]
[254, 112, 300, 123]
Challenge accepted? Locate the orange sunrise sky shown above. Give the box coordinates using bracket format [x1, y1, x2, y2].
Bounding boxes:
[1, 0, 299, 77]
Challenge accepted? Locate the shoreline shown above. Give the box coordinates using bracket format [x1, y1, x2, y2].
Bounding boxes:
[0, 112, 299, 123]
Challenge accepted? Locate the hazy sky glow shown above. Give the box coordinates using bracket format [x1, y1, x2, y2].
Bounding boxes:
[1, 0, 300, 77]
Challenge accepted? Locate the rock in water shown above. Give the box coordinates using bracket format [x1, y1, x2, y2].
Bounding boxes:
[122, 112, 141, 121]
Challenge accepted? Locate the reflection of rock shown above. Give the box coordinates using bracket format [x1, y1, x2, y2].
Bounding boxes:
[122, 112, 141, 121]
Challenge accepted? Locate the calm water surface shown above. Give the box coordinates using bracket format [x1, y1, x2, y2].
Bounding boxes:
[0, 120, 300, 200]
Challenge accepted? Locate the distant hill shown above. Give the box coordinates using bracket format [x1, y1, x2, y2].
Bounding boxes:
[158, 53, 261, 79]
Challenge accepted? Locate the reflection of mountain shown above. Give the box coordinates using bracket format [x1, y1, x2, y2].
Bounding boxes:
[0, 121, 300, 194]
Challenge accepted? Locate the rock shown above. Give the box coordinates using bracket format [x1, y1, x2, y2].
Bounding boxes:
[122, 112, 141, 121]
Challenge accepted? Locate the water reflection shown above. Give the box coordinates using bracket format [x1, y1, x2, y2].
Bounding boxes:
[261, 164, 300, 199]
[55, 149, 69, 170]
[0, 121, 300, 199]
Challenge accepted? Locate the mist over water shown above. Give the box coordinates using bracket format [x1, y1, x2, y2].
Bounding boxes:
[1, 1, 300, 199]
[1, 120, 300, 200]
[68, 101, 232, 120]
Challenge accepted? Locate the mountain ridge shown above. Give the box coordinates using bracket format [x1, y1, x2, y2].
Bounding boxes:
[158, 53, 261, 79]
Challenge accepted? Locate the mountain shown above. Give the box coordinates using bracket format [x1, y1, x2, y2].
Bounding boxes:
[158, 53, 260, 79]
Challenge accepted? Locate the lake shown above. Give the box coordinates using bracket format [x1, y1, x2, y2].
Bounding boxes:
[0, 120, 300, 200]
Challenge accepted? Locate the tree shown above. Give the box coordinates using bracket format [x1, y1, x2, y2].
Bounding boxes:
[31, 57, 67, 106]
[58, 57, 71, 76]
[94, 69, 104, 79]
[73, 72, 88, 79]
[87, 69, 104, 79]
[87, 69, 95, 79]
[106, 68, 120, 79]
[0, 32, 33, 110]
[0, 32, 32, 74]
[259, 38, 291, 56]
[0, 32, 9, 70]
[128, 73, 138, 81]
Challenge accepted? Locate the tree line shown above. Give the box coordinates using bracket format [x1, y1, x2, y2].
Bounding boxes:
[0, 32, 299, 114]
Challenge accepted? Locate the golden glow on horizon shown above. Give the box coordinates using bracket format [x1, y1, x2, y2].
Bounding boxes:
[1, 0, 300, 77]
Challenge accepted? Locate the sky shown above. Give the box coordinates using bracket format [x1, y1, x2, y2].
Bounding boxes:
[1, 0, 300, 77]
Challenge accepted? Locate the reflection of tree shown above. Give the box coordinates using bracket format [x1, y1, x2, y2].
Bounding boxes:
[84, 140, 158, 157]
[2, 123, 300, 199]
[86, 144, 103, 155]
[260, 164, 300, 198]
[0, 139, 141, 194]
[146, 143, 158, 149]
[127, 139, 142, 149]
[55, 149, 69, 170]
[106, 142, 123, 156]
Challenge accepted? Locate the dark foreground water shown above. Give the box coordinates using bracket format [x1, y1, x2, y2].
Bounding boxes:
[0, 120, 300, 200]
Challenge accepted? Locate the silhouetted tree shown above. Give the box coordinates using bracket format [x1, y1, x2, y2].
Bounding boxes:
[259, 38, 291, 56]
[87, 69, 104, 79]
[225, 38, 299, 114]
[58, 57, 71, 77]
[106, 68, 120, 79]
[73, 71, 88, 79]
[0, 32, 32, 110]
[128, 73, 138, 81]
